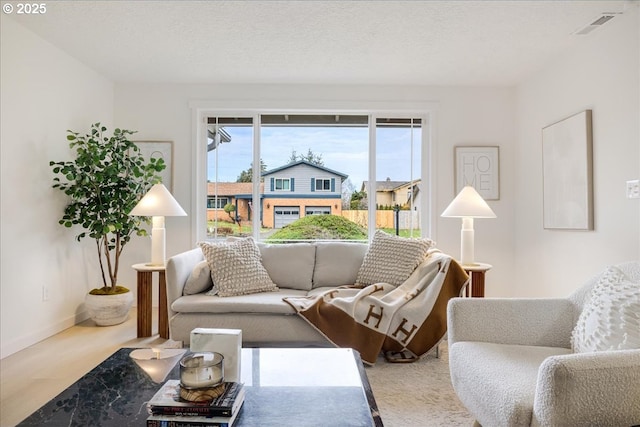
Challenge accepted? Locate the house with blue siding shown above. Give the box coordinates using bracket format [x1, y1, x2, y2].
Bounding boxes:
[261, 161, 348, 228]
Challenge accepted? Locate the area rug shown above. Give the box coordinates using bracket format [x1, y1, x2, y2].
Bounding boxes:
[366, 341, 474, 426]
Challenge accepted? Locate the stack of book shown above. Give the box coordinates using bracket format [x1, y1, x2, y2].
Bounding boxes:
[147, 380, 245, 427]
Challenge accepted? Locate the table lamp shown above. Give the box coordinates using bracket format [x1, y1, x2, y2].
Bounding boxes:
[130, 183, 187, 266]
[441, 186, 496, 266]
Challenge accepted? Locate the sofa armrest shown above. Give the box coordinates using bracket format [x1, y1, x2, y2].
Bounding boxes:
[447, 297, 575, 348]
[166, 248, 204, 319]
[534, 349, 640, 427]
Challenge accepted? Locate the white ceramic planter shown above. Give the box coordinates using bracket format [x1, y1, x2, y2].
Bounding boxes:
[85, 291, 134, 326]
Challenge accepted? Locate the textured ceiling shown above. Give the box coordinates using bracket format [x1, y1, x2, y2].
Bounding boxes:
[7, 0, 635, 86]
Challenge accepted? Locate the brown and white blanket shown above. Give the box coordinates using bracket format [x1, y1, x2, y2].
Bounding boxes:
[284, 252, 469, 365]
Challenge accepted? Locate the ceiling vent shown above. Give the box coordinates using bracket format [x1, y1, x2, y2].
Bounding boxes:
[573, 13, 622, 35]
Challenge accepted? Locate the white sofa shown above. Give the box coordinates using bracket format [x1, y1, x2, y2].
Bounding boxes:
[447, 261, 640, 427]
[166, 241, 370, 345]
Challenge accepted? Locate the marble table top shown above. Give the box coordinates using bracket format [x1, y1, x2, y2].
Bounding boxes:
[18, 347, 381, 426]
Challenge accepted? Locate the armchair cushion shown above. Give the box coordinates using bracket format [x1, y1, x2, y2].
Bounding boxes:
[449, 342, 571, 427]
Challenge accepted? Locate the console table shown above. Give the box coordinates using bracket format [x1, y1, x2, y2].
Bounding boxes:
[132, 263, 169, 339]
[461, 262, 492, 298]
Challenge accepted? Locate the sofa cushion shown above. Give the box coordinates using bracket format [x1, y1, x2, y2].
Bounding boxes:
[356, 230, 434, 286]
[257, 242, 316, 290]
[449, 341, 571, 427]
[198, 238, 278, 297]
[312, 242, 368, 288]
[571, 265, 640, 353]
[171, 289, 307, 314]
[183, 260, 214, 295]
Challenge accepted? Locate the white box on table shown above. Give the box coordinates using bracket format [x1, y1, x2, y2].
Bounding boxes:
[190, 328, 242, 383]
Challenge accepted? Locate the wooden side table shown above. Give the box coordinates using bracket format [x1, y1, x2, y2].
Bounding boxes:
[461, 262, 492, 298]
[132, 263, 169, 339]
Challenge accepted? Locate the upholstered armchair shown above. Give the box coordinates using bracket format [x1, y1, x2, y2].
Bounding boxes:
[447, 261, 640, 427]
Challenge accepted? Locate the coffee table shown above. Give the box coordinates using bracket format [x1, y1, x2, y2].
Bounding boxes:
[18, 347, 382, 426]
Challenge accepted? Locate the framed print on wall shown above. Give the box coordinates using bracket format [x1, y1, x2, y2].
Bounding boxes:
[135, 141, 174, 192]
[542, 110, 593, 230]
[455, 146, 500, 200]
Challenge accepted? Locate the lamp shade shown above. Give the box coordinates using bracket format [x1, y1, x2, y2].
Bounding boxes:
[130, 183, 187, 217]
[441, 186, 496, 218]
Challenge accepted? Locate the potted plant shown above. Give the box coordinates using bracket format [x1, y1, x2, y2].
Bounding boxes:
[51, 123, 165, 325]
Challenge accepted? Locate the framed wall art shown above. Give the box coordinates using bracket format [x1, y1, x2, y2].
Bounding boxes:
[455, 146, 500, 200]
[542, 110, 593, 230]
[135, 141, 174, 192]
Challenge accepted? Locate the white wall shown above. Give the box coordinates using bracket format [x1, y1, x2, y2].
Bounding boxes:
[114, 84, 516, 298]
[513, 6, 640, 297]
[0, 17, 114, 358]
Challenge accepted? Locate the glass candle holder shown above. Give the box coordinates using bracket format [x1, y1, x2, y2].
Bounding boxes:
[180, 352, 224, 389]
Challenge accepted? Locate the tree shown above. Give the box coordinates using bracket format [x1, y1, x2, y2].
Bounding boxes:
[341, 178, 356, 209]
[237, 159, 267, 182]
[223, 203, 237, 222]
[288, 148, 324, 166]
[350, 190, 368, 210]
[50, 123, 165, 293]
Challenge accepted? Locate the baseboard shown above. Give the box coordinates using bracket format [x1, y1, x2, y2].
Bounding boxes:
[0, 310, 91, 359]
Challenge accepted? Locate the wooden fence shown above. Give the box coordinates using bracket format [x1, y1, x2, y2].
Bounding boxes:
[341, 210, 420, 229]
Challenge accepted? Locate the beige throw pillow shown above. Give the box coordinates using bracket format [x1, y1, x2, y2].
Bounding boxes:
[571, 265, 640, 352]
[198, 238, 278, 297]
[183, 260, 214, 295]
[356, 230, 434, 287]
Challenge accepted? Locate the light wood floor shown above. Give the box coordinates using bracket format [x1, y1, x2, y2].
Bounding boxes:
[0, 309, 176, 427]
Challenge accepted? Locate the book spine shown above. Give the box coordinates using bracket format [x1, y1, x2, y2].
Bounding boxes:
[149, 406, 232, 417]
[147, 419, 230, 427]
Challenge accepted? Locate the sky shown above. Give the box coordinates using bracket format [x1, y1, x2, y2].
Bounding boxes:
[207, 125, 422, 190]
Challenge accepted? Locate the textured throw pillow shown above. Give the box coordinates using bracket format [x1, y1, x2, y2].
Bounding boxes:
[356, 230, 434, 287]
[198, 238, 278, 297]
[571, 265, 640, 353]
[183, 260, 214, 295]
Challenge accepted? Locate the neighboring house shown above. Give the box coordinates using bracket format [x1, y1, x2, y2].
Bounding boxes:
[262, 161, 348, 228]
[362, 178, 421, 209]
[206, 182, 264, 223]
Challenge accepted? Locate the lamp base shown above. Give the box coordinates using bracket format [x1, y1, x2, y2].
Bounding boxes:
[459, 261, 480, 267]
[144, 262, 165, 267]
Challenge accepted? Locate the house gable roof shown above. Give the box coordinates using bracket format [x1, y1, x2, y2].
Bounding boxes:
[207, 182, 264, 196]
[262, 160, 348, 180]
[362, 179, 421, 192]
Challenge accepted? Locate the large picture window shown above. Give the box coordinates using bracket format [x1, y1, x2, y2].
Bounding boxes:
[197, 111, 430, 243]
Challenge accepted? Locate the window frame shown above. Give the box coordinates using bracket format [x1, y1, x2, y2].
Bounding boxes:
[190, 102, 437, 244]
[207, 196, 230, 209]
[274, 178, 291, 191]
[314, 178, 331, 192]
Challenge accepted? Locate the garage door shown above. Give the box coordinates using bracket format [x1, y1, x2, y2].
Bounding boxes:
[274, 206, 300, 228]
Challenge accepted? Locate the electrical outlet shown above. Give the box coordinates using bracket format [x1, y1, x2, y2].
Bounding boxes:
[627, 180, 640, 199]
[42, 286, 50, 301]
